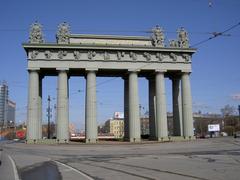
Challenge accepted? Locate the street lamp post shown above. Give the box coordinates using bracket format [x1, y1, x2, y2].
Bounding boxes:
[47, 95, 51, 139]
[238, 105, 240, 127]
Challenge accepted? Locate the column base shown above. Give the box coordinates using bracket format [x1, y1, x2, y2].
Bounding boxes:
[57, 139, 69, 144]
[25, 139, 38, 144]
[157, 137, 171, 142]
[85, 138, 97, 143]
[26, 139, 65, 144]
[129, 138, 141, 143]
[160, 136, 196, 142]
[183, 136, 196, 140]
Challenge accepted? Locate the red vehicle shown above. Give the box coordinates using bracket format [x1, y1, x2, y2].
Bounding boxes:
[16, 130, 26, 139]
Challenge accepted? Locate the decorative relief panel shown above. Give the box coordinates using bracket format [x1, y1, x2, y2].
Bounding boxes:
[103, 52, 110, 60]
[143, 52, 151, 61]
[156, 53, 164, 61]
[88, 51, 96, 60]
[73, 51, 81, 60]
[117, 51, 125, 60]
[182, 54, 191, 62]
[129, 52, 137, 60]
[28, 50, 192, 64]
[58, 50, 67, 59]
[170, 53, 177, 61]
[44, 50, 52, 59]
[31, 50, 39, 59]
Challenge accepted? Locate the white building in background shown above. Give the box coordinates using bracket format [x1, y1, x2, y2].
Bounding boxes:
[104, 118, 124, 138]
[7, 100, 16, 126]
[0, 82, 8, 127]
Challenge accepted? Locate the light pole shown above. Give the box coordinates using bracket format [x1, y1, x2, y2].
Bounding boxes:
[238, 105, 240, 127]
[0, 123, 2, 141]
[47, 96, 52, 139]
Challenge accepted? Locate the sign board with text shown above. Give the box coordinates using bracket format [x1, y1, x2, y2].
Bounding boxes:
[208, 124, 220, 132]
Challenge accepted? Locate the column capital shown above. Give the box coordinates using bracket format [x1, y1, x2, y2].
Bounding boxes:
[85, 68, 98, 72]
[56, 68, 69, 72]
[155, 69, 167, 73]
[28, 68, 40, 72]
[181, 70, 192, 74]
[128, 69, 140, 73]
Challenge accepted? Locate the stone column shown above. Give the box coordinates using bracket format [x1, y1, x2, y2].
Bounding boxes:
[56, 68, 69, 143]
[148, 77, 156, 140]
[128, 70, 141, 142]
[181, 72, 194, 138]
[155, 70, 168, 140]
[27, 68, 40, 142]
[85, 69, 97, 143]
[123, 76, 129, 140]
[38, 75, 43, 139]
[172, 76, 183, 136]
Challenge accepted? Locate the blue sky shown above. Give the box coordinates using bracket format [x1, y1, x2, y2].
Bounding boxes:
[0, 0, 240, 130]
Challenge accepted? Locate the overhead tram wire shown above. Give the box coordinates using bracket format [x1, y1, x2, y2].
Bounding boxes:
[191, 21, 240, 47]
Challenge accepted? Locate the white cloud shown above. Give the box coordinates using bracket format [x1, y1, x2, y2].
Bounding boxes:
[231, 93, 240, 101]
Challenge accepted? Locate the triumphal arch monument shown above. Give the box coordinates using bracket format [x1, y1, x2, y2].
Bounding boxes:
[23, 22, 196, 143]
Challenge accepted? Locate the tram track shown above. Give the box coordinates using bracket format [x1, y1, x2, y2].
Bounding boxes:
[56, 158, 210, 180]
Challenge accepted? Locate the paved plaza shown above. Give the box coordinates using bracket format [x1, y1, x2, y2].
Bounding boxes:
[0, 137, 240, 180]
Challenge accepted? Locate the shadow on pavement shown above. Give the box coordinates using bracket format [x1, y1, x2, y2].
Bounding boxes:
[20, 161, 62, 180]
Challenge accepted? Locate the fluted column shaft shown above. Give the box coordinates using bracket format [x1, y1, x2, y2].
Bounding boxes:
[56, 69, 69, 143]
[181, 72, 194, 138]
[172, 77, 183, 136]
[123, 77, 129, 140]
[27, 69, 39, 141]
[155, 71, 168, 140]
[85, 70, 97, 143]
[148, 77, 156, 139]
[38, 76, 43, 139]
[128, 71, 141, 142]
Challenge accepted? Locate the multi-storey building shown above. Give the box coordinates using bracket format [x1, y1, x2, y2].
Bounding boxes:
[104, 118, 124, 138]
[0, 82, 16, 127]
[0, 82, 8, 127]
[7, 100, 16, 126]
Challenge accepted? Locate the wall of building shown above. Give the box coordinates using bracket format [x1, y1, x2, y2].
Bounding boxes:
[104, 118, 124, 138]
[0, 83, 8, 127]
[0, 83, 16, 128]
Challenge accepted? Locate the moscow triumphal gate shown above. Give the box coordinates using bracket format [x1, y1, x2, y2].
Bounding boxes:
[23, 22, 196, 143]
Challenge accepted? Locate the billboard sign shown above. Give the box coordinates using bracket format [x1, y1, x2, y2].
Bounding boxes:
[114, 112, 124, 119]
[208, 124, 220, 132]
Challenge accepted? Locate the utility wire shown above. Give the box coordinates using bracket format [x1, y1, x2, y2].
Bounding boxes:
[191, 21, 240, 47]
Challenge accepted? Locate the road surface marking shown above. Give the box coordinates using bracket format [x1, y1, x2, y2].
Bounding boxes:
[8, 155, 20, 180]
[53, 160, 94, 180]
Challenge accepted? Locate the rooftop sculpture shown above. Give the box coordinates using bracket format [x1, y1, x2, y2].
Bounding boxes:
[177, 27, 189, 48]
[151, 25, 165, 47]
[29, 22, 44, 43]
[56, 22, 70, 44]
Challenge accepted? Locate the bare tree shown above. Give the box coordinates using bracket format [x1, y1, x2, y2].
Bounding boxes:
[220, 105, 236, 117]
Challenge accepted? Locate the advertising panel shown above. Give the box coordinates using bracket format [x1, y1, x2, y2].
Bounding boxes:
[208, 124, 220, 132]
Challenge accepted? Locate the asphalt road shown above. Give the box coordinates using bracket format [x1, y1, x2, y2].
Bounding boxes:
[0, 137, 240, 180]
